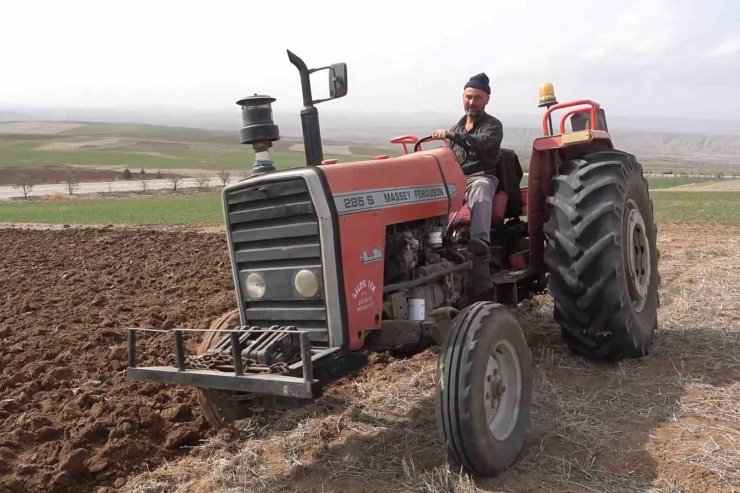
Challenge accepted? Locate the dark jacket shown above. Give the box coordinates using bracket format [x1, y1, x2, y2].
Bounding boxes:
[448, 112, 503, 176]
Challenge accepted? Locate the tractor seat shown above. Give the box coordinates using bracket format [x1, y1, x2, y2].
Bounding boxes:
[447, 188, 528, 227]
[448, 191, 508, 227]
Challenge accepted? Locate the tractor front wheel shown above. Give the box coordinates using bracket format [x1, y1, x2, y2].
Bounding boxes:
[195, 309, 257, 428]
[544, 151, 659, 360]
[436, 302, 532, 476]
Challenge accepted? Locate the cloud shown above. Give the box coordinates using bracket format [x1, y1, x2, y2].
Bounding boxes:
[707, 37, 740, 58]
[0, 0, 738, 120]
[582, 4, 676, 62]
[566, 0, 740, 89]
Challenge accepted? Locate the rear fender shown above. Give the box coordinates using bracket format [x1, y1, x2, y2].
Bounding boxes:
[527, 135, 613, 276]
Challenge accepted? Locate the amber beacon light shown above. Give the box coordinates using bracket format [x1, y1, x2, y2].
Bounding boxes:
[538, 83, 558, 135]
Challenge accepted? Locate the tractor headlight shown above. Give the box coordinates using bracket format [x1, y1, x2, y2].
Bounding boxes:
[246, 273, 266, 300]
[294, 269, 320, 298]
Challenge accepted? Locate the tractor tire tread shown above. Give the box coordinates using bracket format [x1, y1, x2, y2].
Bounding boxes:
[544, 150, 659, 361]
[437, 302, 532, 476]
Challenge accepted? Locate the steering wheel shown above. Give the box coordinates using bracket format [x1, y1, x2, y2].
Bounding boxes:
[414, 135, 470, 164]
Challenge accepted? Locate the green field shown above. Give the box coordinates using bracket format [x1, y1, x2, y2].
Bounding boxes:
[0, 123, 391, 171]
[0, 193, 223, 225]
[645, 177, 714, 189]
[516, 176, 712, 190]
[1, 122, 738, 226]
[0, 144, 352, 171]
[2, 190, 739, 226]
[61, 122, 237, 144]
[652, 192, 740, 224]
[639, 160, 738, 176]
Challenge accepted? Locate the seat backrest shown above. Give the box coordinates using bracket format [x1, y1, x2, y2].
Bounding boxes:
[496, 148, 524, 217]
[571, 108, 608, 132]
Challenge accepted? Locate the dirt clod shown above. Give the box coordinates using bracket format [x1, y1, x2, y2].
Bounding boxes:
[48, 471, 74, 490]
[75, 422, 109, 445]
[27, 416, 53, 430]
[162, 404, 192, 423]
[35, 426, 62, 442]
[109, 422, 137, 440]
[108, 346, 127, 360]
[59, 448, 89, 478]
[51, 367, 77, 381]
[0, 478, 27, 493]
[165, 425, 200, 449]
[87, 456, 110, 474]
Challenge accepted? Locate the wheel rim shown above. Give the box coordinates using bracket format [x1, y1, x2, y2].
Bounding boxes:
[483, 339, 522, 441]
[625, 199, 651, 311]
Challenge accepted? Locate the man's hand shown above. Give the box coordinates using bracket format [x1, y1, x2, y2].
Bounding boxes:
[432, 129, 454, 140]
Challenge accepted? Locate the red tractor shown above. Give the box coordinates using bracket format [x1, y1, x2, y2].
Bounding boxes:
[127, 51, 658, 476]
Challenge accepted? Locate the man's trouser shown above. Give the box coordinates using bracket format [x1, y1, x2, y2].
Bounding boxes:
[465, 174, 500, 244]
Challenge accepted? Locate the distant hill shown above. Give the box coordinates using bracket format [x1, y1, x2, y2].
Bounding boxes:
[1, 111, 739, 168]
[0, 121, 379, 173]
[610, 132, 740, 165]
[488, 127, 740, 166]
[311, 118, 740, 167]
[0, 111, 26, 121]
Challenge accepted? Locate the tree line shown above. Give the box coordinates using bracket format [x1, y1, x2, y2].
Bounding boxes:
[12, 169, 239, 200]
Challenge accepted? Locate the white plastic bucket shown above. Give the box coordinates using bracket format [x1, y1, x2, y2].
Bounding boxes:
[427, 229, 443, 248]
[408, 298, 426, 321]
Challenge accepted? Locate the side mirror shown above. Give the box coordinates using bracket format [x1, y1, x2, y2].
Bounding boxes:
[288, 50, 348, 106]
[328, 63, 348, 99]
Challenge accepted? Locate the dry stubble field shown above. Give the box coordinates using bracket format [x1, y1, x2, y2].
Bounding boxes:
[0, 222, 738, 493]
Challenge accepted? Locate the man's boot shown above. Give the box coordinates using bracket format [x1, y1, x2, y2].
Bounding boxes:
[469, 238, 493, 299]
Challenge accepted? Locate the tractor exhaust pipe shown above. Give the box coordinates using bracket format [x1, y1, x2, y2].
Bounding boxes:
[287, 50, 348, 167]
[288, 50, 324, 166]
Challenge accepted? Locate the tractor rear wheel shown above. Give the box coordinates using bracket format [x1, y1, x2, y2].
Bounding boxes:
[436, 302, 532, 476]
[195, 309, 257, 428]
[544, 151, 659, 361]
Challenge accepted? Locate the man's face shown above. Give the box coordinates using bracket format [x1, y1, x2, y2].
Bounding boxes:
[463, 87, 490, 117]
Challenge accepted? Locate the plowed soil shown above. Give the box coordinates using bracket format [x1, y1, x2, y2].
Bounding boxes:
[0, 227, 235, 492]
[0, 224, 738, 493]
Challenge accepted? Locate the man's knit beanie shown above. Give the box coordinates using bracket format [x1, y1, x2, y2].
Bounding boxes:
[464, 73, 491, 95]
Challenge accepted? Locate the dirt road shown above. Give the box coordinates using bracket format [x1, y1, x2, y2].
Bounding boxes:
[0, 178, 222, 200]
[0, 224, 737, 492]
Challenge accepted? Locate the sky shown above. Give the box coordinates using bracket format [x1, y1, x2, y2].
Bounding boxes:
[1, 0, 739, 125]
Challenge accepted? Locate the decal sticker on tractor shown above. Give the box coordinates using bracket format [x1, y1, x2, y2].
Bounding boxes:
[334, 184, 458, 215]
[361, 247, 383, 264]
[351, 279, 377, 312]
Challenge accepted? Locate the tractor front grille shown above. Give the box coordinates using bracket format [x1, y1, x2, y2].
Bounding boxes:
[224, 177, 330, 347]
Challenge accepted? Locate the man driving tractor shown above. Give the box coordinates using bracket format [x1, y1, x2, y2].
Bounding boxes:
[432, 72, 503, 294]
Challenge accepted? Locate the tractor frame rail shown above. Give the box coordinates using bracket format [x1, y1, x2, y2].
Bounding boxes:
[126, 326, 334, 399]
